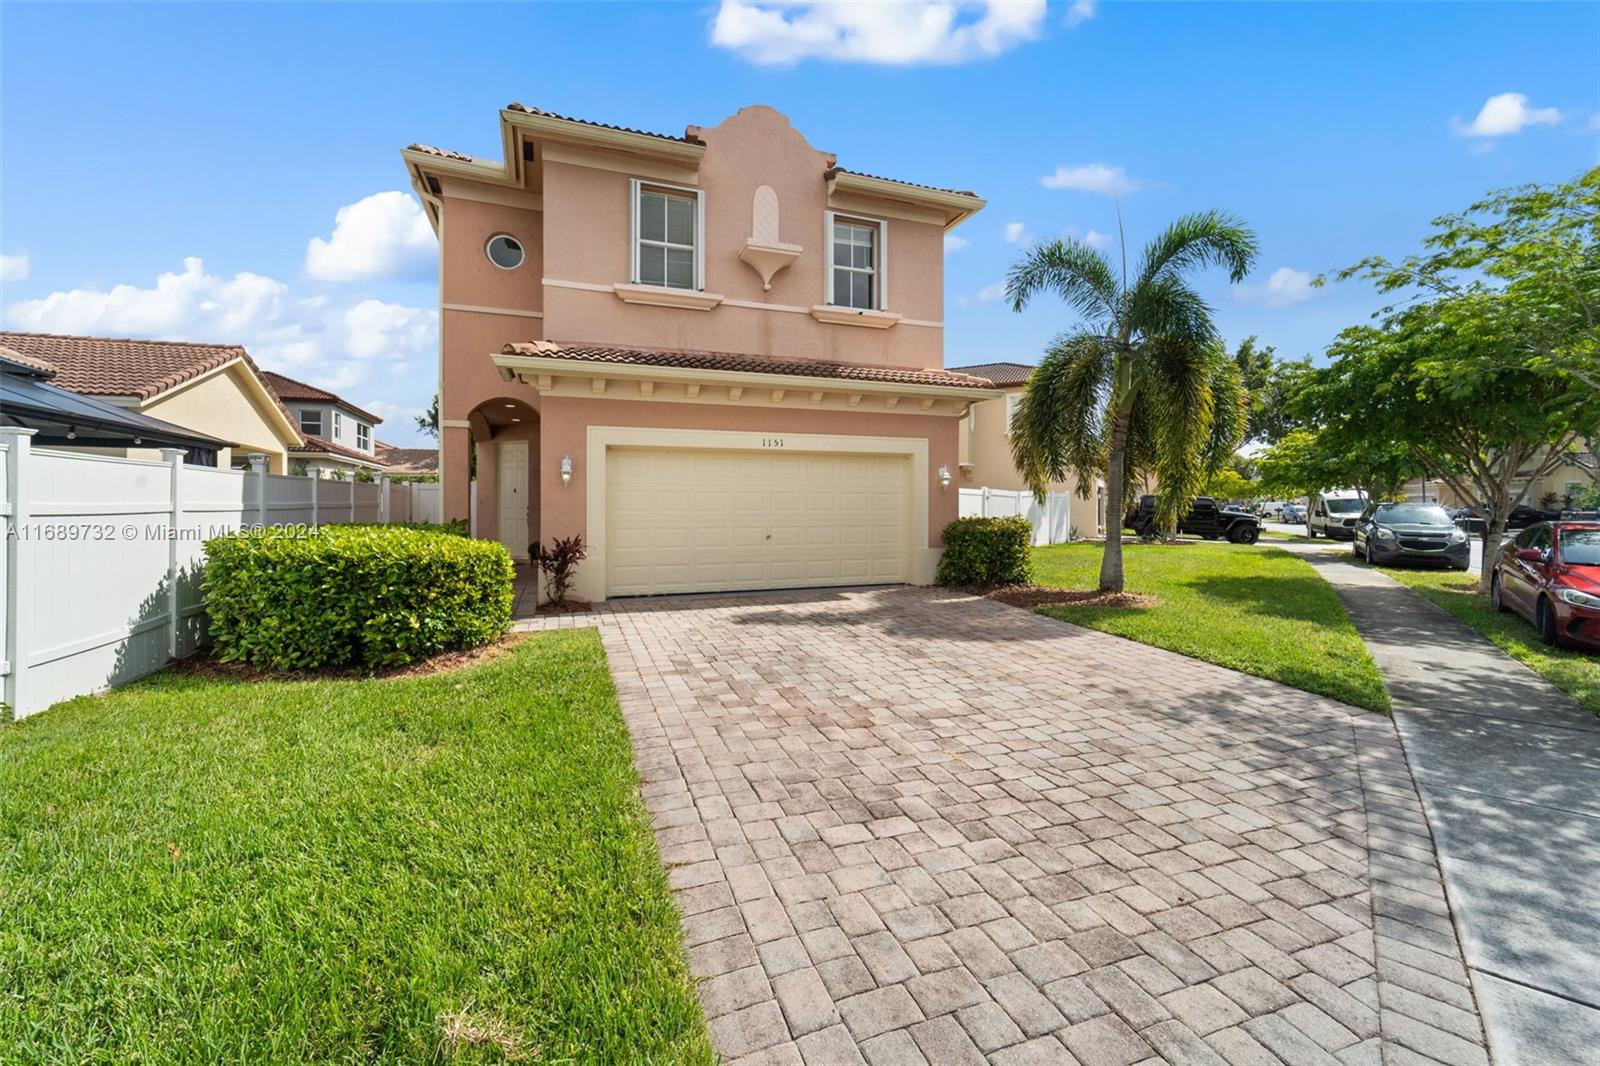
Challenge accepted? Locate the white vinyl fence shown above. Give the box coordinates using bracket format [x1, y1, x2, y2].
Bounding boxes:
[1, 429, 442, 719]
[959, 487, 1076, 546]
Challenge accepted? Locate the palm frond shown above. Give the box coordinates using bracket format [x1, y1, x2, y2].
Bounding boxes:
[1137, 210, 1259, 287]
[1005, 239, 1120, 325]
[1202, 352, 1249, 477]
[1138, 337, 1218, 529]
[1123, 275, 1219, 347]
[1010, 333, 1115, 501]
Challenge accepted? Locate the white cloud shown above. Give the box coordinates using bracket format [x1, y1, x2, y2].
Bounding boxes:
[1452, 92, 1563, 138]
[944, 233, 969, 254]
[1235, 266, 1315, 308]
[1, 252, 29, 284]
[304, 191, 436, 283]
[1040, 162, 1140, 196]
[1084, 229, 1113, 249]
[976, 281, 1007, 303]
[4, 257, 437, 396]
[709, 0, 1047, 66]
[1063, 0, 1095, 27]
[1003, 221, 1034, 244]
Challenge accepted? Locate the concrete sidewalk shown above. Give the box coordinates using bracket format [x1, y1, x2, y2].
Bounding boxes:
[1291, 548, 1600, 1065]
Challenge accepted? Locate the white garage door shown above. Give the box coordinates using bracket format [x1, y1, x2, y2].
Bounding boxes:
[606, 448, 907, 596]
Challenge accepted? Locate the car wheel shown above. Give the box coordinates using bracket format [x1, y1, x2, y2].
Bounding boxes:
[1230, 526, 1258, 545]
[1537, 597, 1561, 646]
[1491, 573, 1507, 612]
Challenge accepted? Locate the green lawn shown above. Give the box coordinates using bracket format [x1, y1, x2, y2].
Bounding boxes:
[0, 633, 713, 1065]
[1377, 566, 1600, 716]
[1031, 542, 1390, 713]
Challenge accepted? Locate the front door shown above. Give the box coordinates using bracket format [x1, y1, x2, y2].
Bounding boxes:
[496, 440, 529, 561]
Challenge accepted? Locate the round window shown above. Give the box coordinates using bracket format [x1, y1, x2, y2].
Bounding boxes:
[485, 234, 524, 270]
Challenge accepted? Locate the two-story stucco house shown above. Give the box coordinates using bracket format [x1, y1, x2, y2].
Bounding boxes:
[261, 371, 387, 479]
[949, 361, 1107, 538]
[402, 104, 995, 600]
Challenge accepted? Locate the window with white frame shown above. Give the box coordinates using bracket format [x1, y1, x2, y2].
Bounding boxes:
[299, 409, 322, 437]
[828, 214, 883, 310]
[1005, 393, 1022, 432]
[333, 411, 343, 439]
[356, 423, 371, 451]
[632, 181, 702, 290]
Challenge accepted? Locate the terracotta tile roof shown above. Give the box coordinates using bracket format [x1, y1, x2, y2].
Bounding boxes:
[504, 102, 704, 145]
[290, 433, 387, 466]
[0, 331, 255, 399]
[405, 143, 479, 162]
[375, 441, 439, 473]
[501, 341, 997, 390]
[826, 165, 978, 199]
[261, 370, 383, 425]
[947, 361, 1036, 388]
[0, 342, 57, 375]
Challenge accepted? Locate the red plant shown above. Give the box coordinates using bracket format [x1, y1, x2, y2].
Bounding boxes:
[532, 534, 587, 605]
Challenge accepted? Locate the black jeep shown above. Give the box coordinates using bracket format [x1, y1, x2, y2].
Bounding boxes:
[1124, 495, 1261, 544]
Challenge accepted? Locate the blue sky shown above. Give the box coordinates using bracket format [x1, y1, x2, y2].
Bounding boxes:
[3, 2, 1596, 445]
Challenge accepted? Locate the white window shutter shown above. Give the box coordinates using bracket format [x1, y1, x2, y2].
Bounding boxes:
[878, 220, 888, 310]
[628, 178, 641, 284]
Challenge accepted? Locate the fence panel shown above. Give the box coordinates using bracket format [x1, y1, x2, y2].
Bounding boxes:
[0, 432, 447, 720]
[956, 486, 1076, 547]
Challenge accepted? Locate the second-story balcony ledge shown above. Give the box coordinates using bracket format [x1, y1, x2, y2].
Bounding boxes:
[809, 305, 903, 330]
[738, 239, 804, 291]
[612, 283, 725, 312]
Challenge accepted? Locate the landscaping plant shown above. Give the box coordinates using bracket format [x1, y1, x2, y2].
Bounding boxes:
[203, 525, 514, 669]
[533, 534, 587, 605]
[936, 516, 1034, 586]
[1003, 212, 1257, 592]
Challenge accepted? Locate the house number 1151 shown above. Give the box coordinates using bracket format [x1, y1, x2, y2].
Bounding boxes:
[761, 438, 785, 448]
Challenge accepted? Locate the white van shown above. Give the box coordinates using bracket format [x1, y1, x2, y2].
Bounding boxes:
[1307, 489, 1365, 539]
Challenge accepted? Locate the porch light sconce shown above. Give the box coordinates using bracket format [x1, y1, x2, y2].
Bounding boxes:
[560, 455, 573, 486]
[937, 464, 952, 490]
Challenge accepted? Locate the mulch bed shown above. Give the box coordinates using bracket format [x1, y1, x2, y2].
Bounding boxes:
[974, 584, 1158, 610]
[534, 597, 593, 615]
[172, 634, 528, 683]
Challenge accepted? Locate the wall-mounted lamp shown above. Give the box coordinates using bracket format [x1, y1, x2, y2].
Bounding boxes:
[937, 464, 952, 490]
[560, 455, 573, 486]
[66, 426, 77, 440]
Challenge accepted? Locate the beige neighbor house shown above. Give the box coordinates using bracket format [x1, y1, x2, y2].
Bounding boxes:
[949, 361, 1106, 537]
[0, 332, 302, 471]
[402, 103, 996, 599]
[1420, 447, 1599, 510]
[261, 371, 388, 479]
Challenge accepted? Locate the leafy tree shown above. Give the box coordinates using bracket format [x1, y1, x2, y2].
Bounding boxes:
[1254, 428, 1417, 505]
[1231, 336, 1302, 445]
[416, 394, 440, 440]
[1005, 212, 1258, 591]
[1202, 465, 1258, 503]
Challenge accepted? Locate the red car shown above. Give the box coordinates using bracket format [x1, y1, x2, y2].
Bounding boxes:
[1490, 521, 1600, 650]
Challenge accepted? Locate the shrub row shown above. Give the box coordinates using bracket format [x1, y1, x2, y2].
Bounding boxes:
[936, 515, 1034, 586]
[203, 525, 514, 670]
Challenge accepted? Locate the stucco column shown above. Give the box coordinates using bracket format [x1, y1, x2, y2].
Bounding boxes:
[440, 424, 471, 524]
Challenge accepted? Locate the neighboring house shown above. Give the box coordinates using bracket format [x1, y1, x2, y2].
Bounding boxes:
[1425, 447, 1599, 511]
[0, 332, 302, 472]
[375, 440, 439, 475]
[261, 371, 387, 479]
[403, 103, 994, 598]
[950, 360, 1105, 537]
[1, 347, 230, 459]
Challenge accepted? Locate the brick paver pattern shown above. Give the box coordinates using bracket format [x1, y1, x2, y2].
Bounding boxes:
[518, 586, 1487, 1065]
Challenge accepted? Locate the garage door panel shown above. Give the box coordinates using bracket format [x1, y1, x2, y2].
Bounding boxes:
[606, 446, 907, 596]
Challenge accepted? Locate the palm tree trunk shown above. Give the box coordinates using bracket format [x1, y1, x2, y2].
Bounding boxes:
[1099, 402, 1134, 593]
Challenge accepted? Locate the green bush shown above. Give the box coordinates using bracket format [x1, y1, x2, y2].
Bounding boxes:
[936, 515, 1035, 586]
[203, 526, 514, 670]
[344, 519, 469, 537]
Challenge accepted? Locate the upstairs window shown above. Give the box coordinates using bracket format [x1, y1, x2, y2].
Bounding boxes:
[333, 411, 344, 439]
[631, 180, 703, 290]
[1004, 393, 1022, 432]
[299, 410, 322, 437]
[827, 213, 885, 311]
[356, 423, 371, 451]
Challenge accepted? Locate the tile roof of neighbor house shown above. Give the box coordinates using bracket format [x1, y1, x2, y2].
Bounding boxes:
[290, 433, 387, 466]
[505, 102, 707, 145]
[375, 441, 439, 473]
[260, 370, 383, 425]
[947, 362, 1037, 387]
[501, 342, 999, 390]
[0, 342, 57, 375]
[0, 331, 260, 400]
[825, 166, 978, 198]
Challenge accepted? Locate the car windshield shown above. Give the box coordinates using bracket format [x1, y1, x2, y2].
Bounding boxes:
[1560, 530, 1600, 566]
[1325, 498, 1363, 514]
[1374, 504, 1451, 526]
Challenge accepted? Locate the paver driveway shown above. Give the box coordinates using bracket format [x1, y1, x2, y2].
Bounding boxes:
[519, 586, 1486, 1065]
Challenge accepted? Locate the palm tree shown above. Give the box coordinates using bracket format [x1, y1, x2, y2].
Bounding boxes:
[1005, 212, 1258, 592]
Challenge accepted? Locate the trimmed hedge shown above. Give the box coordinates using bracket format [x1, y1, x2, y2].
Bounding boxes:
[203, 526, 515, 670]
[936, 515, 1034, 586]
